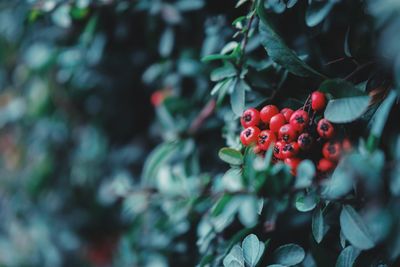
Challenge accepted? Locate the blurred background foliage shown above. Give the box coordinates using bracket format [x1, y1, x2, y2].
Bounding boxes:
[0, 0, 399, 267]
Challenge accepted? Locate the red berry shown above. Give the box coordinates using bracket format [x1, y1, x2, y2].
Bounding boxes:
[151, 91, 165, 106]
[278, 124, 297, 142]
[273, 141, 285, 159]
[311, 91, 327, 112]
[297, 133, 313, 150]
[317, 158, 336, 173]
[240, 126, 261, 146]
[257, 130, 276, 150]
[281, 142, 300, 159]
[253, 145, 263, 154]
[241, 108, 260, 128]
[260, 105, 279, 124]
[269, 114, 286, 133]
[317, 119, 335, 139]
[322, 141, 341, 162]
[289, 110, 309, 132]
[284, 157, 301, 176]
[280, 108, 294, 121]
[342, 138, 352, 152]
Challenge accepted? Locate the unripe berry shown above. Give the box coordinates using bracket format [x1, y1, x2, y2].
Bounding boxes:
[260, 105, 279, 124]
[311, 91, 327, 112]
[278, 124, 297, 142]
[258, 130, 276, 151]
[241, 108, 260, 128]
[280, 108, 294, 122]
[269, 113, 286, 133]
[281, 142, 300, 159]
[297, 133, 313, 150]
[317, 158, 336, 173]
[322, 141, 341, 162]
[240, 126, 261, 146]
[284, 157, 301, 176]
[317, 118, 335, 139]
[289, 110, 309, 132]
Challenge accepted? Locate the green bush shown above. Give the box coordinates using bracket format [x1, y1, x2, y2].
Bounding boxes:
[0, 0, 399, 266]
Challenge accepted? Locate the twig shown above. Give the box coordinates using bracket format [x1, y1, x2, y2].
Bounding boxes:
[237, 1, 257, 68]
[344, 61, 375, 81]
[188, 99, 216, 134]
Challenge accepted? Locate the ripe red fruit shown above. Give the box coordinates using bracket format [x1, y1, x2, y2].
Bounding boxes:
[281, 142, 300, 159]
[260, 105, 279, 123]
[151, 91, 166, 106]
[322, 141, 341, 162]
[240, 126, 261, 146]
[342, 138, 352, 152]
[284, 157, 301, 176]
[280, 108, 294, 121]
[278, 124, 297, 142]
[241, 108, 260, 128]
[258, 130, 276, 150]
[289, 110, 309, 132]
[269, 113, 286, 133]
[317, 158, 336, 173]
[273, 141, 285, 159]
[317, 119, 335, 139]
[311, 91, 327, 112]
[297, 133, 313, 150]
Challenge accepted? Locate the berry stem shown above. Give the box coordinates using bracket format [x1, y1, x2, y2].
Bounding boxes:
[302, 94, 311, 110]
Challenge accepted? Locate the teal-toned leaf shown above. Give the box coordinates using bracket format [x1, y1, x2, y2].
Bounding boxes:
[272, 244, 305, 266]
[238, 196, 259, 227]
[321, 159, 354, 199]
[231, 79, 246, 116]
[312, 208, 328, 243]
[370, 90, 397, 138]
[319, 79, 366, 98]
[335, 246, 361, 267]
[211, 63, 237, 82]
[305, 1, 335, 27]
[212, 194, 234, 217]
[159, 27, 174, 57]
[340, 205, 375, 250]
[141, 141, 181, 184]
[344, 28, 352, 57]
[287, 0, 298, 8]
[223, 245, 245, 267]
[257, 4, 325, 78]
[242, 234, 265, 267]
[219, 147, 243, 165]
[295, 193, 317, 212]
[324, 96, 370, 123]
[295, 160, 315, 189]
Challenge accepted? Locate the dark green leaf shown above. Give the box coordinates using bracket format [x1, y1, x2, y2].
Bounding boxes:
[211, 63, 237, 82]
[305, 1, 335, 27]
[219, 147, 243, 165]
[312, 208, 327, 244]
[212, 194, 234, 217]
[324, 96, 370, 123]
[344, 28, 352, 57]
[257, 4, 325, 78]
[272, 244, 305, 266]
[340, 205, 375, 250]
[319, 79, 366, 98]
[335, 246, 361, 267]
[295, 193, 317, 212]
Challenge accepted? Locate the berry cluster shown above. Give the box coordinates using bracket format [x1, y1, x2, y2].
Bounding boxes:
[240, 91, 349, 176]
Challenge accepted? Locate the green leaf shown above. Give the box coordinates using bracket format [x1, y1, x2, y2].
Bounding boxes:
[242, 234, 265, 267]
[230, 79, 246, 116]
[219, 147, 244, 165]
[319, 79, 366, 98]
[324, 96, 370, 123]
[212, 194, 234, 217]
[223, 245, 245, 267]
[312, 208, 327, 244]
[321, 159, 354, 199]
[257, 4, 325, 78]
[141, 141, 181, 184]
[295, 160, 315, 189]
[295, 193, 317, 212]
[340, 205, 375, 250]
[272, 244, 305, 266]
[370, 90, 397, 139]
[159, 27, 174, 57]
[305, 1, 335, 27]
[211, 63, 237, 82]
[335, 246, 361, 267]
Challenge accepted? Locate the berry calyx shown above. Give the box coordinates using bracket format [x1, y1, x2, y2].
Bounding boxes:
[317, 158, 336, 173]
[281, 142, 300, 159]
[260, 105, 279, 124]
[289, 110, 309, 132]
[273, 141, 285, 159]
[278, 124, 297, 142]
[297, 133, 313, 150]
[269, 113, 287, 133]
[284, 157, 301, 176]
[241, 108, 260, 128]
[322, 141, 341, 162]
[240, 126, 260, 146]
[311, 91, 327, 112]
[317, 119, 335, 139]
[258, 130, 276, 151]
[280, 108, 294, 122]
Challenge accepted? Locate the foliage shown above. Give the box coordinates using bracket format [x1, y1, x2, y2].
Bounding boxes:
[0, 0, 399, 266]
